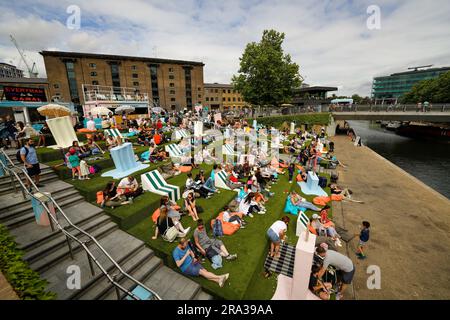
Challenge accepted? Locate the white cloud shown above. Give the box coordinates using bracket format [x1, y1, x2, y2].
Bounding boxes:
[1, 0, 449, 96]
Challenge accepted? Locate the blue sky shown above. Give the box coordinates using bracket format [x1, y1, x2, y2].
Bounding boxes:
[1, 0, 450, 96]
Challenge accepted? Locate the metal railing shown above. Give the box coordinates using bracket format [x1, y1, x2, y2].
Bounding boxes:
[0, 148, 161, 300]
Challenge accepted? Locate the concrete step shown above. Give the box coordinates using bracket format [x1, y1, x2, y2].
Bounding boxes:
[0, 182, 74, 214]
[0, 189, 82, 227]
[0, 167, 53, 184]
[23, 214, 113, 265]
[74, 246, 160, 300]
[192, 290, 215, 300]
[40, 229, 146, 299]
[30, 220, 119, 273]
[99, 252, 163, 300]
[139, 265, 203, 300]
[0, 173, 60, 196]
[11, 202, 105, 250]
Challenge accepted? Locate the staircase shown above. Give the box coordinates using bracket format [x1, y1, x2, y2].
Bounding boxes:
[0, 149, 212, 300]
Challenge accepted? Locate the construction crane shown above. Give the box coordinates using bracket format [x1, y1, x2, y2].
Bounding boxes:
[408, 65, 433, 72]
[9, 34, 39, 78]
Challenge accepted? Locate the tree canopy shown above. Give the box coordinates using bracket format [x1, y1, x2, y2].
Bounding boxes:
[400, 71, 450, 103]
[232, 29, 302, 107]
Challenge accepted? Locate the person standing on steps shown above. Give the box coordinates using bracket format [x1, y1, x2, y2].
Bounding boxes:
[20, 138, 43, 192]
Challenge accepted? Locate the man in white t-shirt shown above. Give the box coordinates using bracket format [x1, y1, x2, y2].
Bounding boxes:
[117, 176, 142, 200]
[86, 118, 96, 131]
[267, 216, 290, 259]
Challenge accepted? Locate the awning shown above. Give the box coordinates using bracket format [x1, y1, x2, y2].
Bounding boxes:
[0, 100, 75, 110]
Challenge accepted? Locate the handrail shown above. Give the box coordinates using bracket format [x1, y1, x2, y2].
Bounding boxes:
[0, 148, 161, 300]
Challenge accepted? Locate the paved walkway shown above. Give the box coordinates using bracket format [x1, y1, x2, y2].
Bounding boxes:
[331, 135, 450, 300]
[0, 271, 19, 300]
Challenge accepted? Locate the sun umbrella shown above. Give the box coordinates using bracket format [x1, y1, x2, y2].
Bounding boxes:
[152, 107, 163, 114]
[115, 105, 135, 114]
[90, 106, 112, 116]
[37, 104, 71, 118]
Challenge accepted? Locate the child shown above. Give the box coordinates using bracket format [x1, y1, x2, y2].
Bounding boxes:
[68, 148, 82, 180]
[356, 221, 370, 260]
[288, 163, 295, 184]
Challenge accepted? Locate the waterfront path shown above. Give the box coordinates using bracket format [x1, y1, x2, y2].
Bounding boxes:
[331, 135, 450, 300]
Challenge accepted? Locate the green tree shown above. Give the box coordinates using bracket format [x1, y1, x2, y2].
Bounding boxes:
[232, 29, 302, 107]
[401, 71, 450, 103]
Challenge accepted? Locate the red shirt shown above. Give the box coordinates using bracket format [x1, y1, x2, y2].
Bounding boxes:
[320, 209, 331, 224]
[156, 120, 163, 130]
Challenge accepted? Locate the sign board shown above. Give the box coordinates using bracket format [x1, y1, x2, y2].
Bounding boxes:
[3, 86, 47, 102]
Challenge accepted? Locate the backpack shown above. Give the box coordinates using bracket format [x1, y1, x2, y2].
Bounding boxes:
[212, 219, 223, 238]
[16, 147, 28, 163]
[90, 164, 101, 174]
[318, 176, 328, 188]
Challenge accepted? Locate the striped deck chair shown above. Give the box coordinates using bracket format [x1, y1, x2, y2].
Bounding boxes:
[174, 129, 190, 140]
[296, 211, 310, 237]
[141, 170, 180, 202]
[104, 128, 124, 140]
[165, 144, 191, 164]
[214, 170, 239, 192]
[222, 144, 238, 156]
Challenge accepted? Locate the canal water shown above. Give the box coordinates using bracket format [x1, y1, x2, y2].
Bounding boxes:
[347, 121, 450, 199]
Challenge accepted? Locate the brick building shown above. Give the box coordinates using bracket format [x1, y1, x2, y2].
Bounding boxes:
[203, 83, 248, 111]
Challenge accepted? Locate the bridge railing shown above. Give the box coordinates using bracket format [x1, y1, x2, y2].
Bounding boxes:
[330, 104, 449, 113]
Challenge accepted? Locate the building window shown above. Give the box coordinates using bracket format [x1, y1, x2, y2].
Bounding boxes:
[228, 97, 231, 102]
[131, 65, 137, 71]
[206, 97, 209, 102]
[228, 89, 231, 94]
[64, 61, 79, 102]
[198, 94, 202, 98]
[90, 71, 97, 77]
[215, 89, 218, 93]
[132, 73, 138, 78]
[223, 89, 226, 93]
[197, 87, 201, 91]
[223, 97, 226, 101]
[109, 62, 121, 93]
[169, 75, 175, 80]
[53, 84, 60, 89]
[149, 64, 159, 104]
[171, 97, 176, 102]
[92, 81, 99, 85]
[133, 81, 139, 86]
[170, 90, 176, 95]
[233, 97, 236, 102]
[168, 67, 174, 73]
[89, 63, 96, 68]
[171, 104, 176, 110]
[184, 67, 192, 108]
[238, 97, 241, 102]
[215, 97, 218, 101]
[170, 83, 175, 87]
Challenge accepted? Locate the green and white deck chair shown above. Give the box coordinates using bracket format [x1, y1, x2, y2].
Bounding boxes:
[165, 144, 191, 164]
[296, 211, 310, 237]
[222, 144, 238, 156]
[141, 170, 180, 202]
[214, 170, 239, 192]
[174, 129, 190, 140]
[104, 128, 124, 140]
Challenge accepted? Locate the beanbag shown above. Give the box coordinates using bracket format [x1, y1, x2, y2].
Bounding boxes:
[175, 166, 192, 173]
[210, 212, 244, 236]
[78, 128, 97, 133]
[313, 195, 344, 206]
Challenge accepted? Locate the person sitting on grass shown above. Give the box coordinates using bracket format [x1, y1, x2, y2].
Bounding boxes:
[290, 191, 322, 212]
[116, 176, 143, 201]
[184, 190, 200, 221]
[106, 135, 119, 150]
[267, 216, 290, 259]
[85, 138, 103, 155]
[195, 169, 219, 194]
[310, 214, 342, 247]
[222, 206, 246, 229]
[160, 196, 191, 236]
[72, 141, 90, 159]
[152, 207, 186, 239]
[68, 148, 82, 180]
[320, 205, 334, 227]
[355, 221, 370, 260]
[239, 192, 265, 218]
[193, 219, 238, 261]
[173, 238, 229, 287]
[309, 265, 332, 300]
[101, 181, 130, 208]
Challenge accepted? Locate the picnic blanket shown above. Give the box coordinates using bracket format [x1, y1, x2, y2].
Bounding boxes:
[264, 243, 296, 278]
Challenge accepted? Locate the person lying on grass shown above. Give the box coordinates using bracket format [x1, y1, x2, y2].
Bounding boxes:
[290, 191, 322, 212]
[172, 238, 230, 288]
[193, 219, 237, 261]
[329, 184, 364, 204]
[267, 216, 290, 259]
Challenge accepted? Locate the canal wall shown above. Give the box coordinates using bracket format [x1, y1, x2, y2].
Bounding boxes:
[331, 135, 450, 300]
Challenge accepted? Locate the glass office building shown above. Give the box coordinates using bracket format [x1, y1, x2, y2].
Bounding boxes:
[371, 66, 450, 104]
